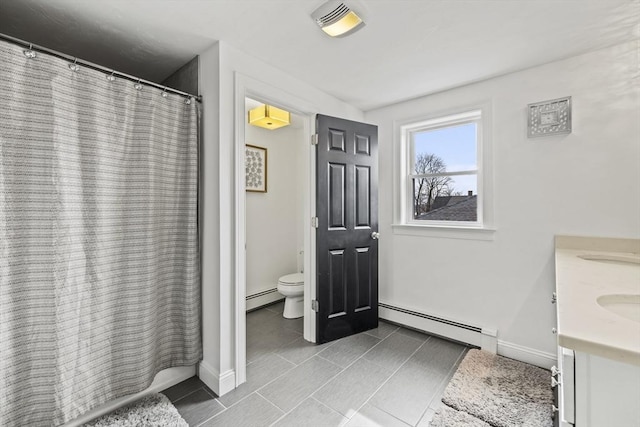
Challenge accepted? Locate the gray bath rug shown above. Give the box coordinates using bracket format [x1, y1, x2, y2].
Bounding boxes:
[441, 349, 553, 427]
[430, 405, 491, 427]
[83, 393, 188, 427]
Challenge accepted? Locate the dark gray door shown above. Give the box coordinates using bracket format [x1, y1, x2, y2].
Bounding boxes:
[315, 114, 378, 344]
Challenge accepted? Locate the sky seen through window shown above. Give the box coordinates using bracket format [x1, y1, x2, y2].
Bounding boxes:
[414, 122, 477, 195]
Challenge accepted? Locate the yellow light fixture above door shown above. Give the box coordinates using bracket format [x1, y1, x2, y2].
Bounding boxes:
[248, 104, 291, 130]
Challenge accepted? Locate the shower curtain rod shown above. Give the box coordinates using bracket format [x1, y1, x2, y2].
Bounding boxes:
[0, 32, 201, 102]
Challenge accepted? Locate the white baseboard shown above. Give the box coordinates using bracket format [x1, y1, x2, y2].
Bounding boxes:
[246, 288, 284, 312]
[198, 360, 236, 397]
[64, 365, 196, 426]
[497, 340, 557, 370]
[379, 302, 497, 353]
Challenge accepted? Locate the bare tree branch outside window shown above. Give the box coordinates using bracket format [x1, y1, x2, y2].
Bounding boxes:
[413, 153, 455, 217]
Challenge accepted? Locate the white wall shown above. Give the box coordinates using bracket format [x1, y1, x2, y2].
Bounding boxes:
[245, 122, 305, 298]
[198, 42, 222, 392]
[199, 40, 364, 395]
[365, 41, 640, 362]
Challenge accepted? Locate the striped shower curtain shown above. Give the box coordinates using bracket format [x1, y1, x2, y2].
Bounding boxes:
[0, 40, 201, 426]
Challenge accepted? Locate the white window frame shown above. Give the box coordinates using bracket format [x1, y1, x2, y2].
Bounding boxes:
[393, 102, 495, 240]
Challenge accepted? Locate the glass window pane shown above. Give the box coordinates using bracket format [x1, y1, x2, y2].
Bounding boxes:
[412, 174, 477, 221]
[413, 123, 477, 173]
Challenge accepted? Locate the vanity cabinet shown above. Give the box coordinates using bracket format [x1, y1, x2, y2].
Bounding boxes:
[553, 235, 640, 427]
[551, 236, 640, 427]
[574, 351, 640, 427]
[555, 346, 640, 427]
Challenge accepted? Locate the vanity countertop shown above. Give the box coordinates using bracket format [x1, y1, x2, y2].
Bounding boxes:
[555, 236, 640, 366]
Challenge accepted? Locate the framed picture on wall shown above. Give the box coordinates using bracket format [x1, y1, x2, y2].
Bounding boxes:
[245, 144, 267, 192]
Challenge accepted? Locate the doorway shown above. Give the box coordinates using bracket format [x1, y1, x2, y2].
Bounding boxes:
[244, 97, 308, 360]
[234, 77, 317, 386]
[233, 77, 379, 388]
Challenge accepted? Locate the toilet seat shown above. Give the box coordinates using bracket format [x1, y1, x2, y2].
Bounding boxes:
[278, 272, 304, 285]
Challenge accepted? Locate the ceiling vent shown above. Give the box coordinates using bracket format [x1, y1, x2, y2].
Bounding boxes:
[311, 1, 365, 38]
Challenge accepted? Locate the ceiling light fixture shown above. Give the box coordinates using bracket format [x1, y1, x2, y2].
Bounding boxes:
[248, 104, 291, 130]
[311, 1, 365, 38]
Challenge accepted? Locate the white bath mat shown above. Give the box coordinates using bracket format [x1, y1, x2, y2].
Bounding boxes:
[83, 393, 188, 427]
[441, 349, 553, 427]
[430, 404, 491, 427]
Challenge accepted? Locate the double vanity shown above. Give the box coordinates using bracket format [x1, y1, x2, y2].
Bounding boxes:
[554, 236, 640, 427]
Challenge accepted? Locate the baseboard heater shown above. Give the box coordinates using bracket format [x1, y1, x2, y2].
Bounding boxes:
[246, 288, 283, 312]
[378, 302, 497, 353]
[246, 288, 279, 300]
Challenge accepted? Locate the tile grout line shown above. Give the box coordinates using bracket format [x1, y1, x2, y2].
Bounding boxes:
[309, 396, 350, 426]
[220, 351, 343, 421]
[278, 339, 393, 420]
[309, 331, 431, 425]
[276, 337, 338, 366]
[246, 330, 303, 365]
[345, 335, 434, 426]
[416, 346, 470, 427]
[205, 310, 455, 427]
[198, 389, 260, 426]
[255, 390, 286, 423]
[171, 385, 206, 405]
[307, 327, 430, 423]
[426, 347, 469, 412]
[174, 314, 397, 426]
[198, 351, 298, 425]
[225, 354, 298, 407]
[191, 390, 227, 427]
[356, 328, 426, 373]
[250, 353, 316, 397]
[363, 324, 400, 340]
[265, 394, 340, 426]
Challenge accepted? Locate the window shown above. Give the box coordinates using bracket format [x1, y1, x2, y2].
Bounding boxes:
[401, 109, 485, 228]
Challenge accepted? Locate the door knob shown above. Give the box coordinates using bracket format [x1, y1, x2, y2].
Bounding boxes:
[371, 231, 380, 240]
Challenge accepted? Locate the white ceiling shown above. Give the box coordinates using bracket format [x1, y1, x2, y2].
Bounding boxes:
[0, 0, 638, 111]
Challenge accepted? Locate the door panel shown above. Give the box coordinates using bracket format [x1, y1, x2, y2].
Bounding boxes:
[355, 247, 372, 311]
[355, 166, 371, 227]
[328, 249, 347, 317]
[316, 114, 378, 344]
[328, 163, 346, 229]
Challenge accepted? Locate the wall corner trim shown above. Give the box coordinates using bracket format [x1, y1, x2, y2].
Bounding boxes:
[198, 361, 236, 396]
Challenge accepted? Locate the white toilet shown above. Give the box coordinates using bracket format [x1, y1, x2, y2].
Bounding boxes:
[277, 272, 304, 319]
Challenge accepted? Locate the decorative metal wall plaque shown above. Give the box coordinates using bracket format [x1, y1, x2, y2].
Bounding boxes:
[527, 96, 572, 138]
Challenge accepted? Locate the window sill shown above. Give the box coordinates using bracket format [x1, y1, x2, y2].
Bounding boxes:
[391, 223, 496, 241]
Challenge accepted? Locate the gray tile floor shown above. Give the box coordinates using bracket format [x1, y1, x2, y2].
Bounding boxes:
[163, 302, 470, 427]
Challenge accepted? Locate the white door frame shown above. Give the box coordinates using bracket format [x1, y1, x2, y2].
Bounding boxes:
[233, 73, 317, 386]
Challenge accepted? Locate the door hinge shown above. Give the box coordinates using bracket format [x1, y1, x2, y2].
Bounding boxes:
[311, 299, 319, 312]
[311, 217, 319, 228]
[311, 134, 318, 145]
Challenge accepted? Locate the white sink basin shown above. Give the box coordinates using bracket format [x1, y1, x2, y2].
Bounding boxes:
[578, 254, 640, 265]
[597, 294, 640, 323]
